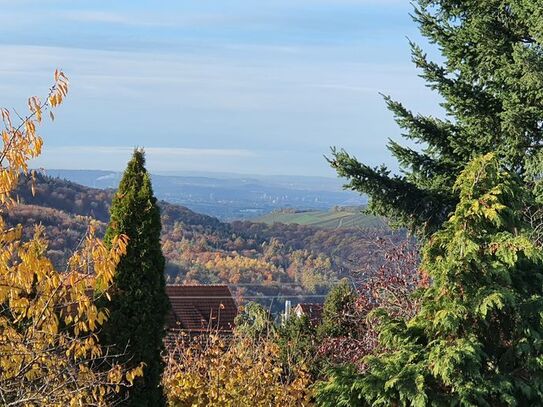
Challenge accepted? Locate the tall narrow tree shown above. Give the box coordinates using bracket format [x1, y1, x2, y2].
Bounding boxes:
[101, 149, 170, 406]
[331, 1, 543, 236]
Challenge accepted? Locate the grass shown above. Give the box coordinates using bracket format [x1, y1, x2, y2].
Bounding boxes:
[254, 207, 387, 230]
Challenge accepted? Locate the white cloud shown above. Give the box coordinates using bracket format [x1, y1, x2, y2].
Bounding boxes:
[60, 11, 138, 25]
[32, 145, 345, 176]
[41, 145, 255, 158]
[32, 146, 259, 172]
[57, 9, 249, 29]
[0, 41, 438, 175]
[308, 84, 380, 93]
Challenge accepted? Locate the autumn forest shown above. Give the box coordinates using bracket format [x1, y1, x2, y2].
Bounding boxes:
[3, 0, 543, 406]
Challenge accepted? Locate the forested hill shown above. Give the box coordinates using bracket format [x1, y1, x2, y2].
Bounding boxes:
[13, 173, 226, 231]
[8, 174, 400, 310]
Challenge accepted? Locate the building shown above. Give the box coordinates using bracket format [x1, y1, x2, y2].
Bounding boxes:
[293, 303, 323, 326]
[165, 284, 238, 339]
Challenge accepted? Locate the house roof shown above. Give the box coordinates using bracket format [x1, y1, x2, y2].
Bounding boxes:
[294, 303, 323, 326]
[165, 285, 238, 333]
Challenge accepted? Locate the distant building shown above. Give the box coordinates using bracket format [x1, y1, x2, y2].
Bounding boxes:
[165, 285, 238, 344]
[293, 303, 323, 326]
[283, 300, 292, 324]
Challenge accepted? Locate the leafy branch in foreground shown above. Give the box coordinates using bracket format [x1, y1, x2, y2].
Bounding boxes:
[0, 72, 142, 406]
[330, 1, 543, 237]
[163, 332, 312, 407]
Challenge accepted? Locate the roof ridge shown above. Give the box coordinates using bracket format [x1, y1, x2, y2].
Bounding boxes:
[166, 284, 230, 287]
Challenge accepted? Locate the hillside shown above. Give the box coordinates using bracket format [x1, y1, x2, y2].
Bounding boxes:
[44, 169, 366, 220]
[255, 207, 386, 229]
[9, 174, 400, 312]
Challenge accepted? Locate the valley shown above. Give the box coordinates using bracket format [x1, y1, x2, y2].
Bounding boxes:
[255, 207, 386, 229]
[10, 173, 400, 313]
[44, 169, 366, 221]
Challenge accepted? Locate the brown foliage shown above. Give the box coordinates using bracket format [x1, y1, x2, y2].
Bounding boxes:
[318, 239, 424, 370]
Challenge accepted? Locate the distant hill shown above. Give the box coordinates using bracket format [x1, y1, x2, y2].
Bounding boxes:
[12, 173, 227, 233]
[254, 207, 386, 230]
[42, 169, 366, 220]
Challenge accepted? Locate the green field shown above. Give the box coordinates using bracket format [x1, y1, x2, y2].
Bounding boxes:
[254, 207, 387, 230]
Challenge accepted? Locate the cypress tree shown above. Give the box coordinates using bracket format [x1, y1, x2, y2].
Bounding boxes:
[316, 154, 543, 405]
[101, 149, 170, 406]
[331, 1, 543, 236]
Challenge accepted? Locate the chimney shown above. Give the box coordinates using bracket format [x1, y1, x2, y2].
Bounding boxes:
[284, 300, 292, 324]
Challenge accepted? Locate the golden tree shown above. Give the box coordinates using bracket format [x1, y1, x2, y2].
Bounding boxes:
[163, 334, 312, 407]
[0, 71, 142, 406]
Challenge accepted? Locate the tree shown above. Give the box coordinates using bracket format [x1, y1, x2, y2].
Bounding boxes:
[317, 278, 357, 339]
[234, 301, 276, 341]
[100, 149, 170, 406]
[318, 240, 423, 370]
[317, 154, 543, 406]
[163, 334, 312, 407]
[277, 314, 319, 381]
[330, 1, 543, 236]
[0, 72, 142, 405]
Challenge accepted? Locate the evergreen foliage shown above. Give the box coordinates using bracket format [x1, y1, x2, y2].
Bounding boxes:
[330, 1, 543, 235]
[100, 149, 170, 406]
[277, 314, 319, 381]
[317, 278, 357, 339]
[316, 154, 543, 406]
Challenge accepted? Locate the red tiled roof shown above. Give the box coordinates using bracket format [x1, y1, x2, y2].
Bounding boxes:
[294, 303, 323, 326]
[166, 285, 238, 333]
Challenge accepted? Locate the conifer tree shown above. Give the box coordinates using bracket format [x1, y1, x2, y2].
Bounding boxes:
[100, 149, 170, 406]
[317, 278, 357, 339]
[316, 154, 543, 406]
[331, 1, 543, 235]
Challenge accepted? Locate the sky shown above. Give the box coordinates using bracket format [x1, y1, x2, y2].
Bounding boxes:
[0, 0, 443, 177]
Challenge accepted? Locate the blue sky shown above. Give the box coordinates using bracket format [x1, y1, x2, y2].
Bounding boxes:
[0, 0, 443, 176]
